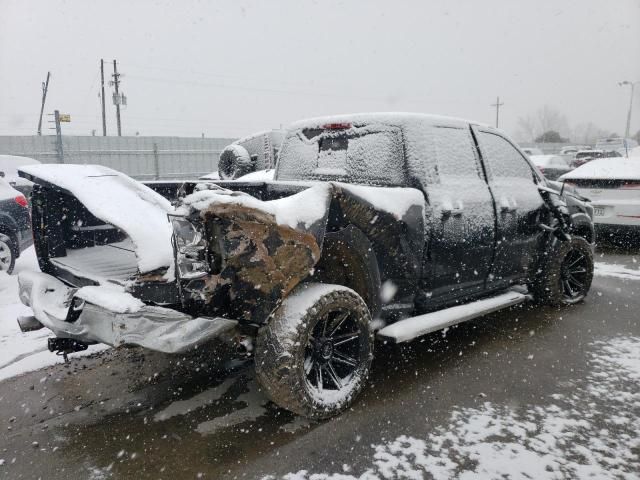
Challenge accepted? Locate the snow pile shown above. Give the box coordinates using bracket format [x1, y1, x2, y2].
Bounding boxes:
[265, 336, 640, 479]
[199, 171, 220, 180]
[594, 262, 640, 280]
[0, 248, 105, 382]
[75, 285, 144, 314]
[19, 164, 174, 275]
[560, 157, 640, 181]
[181, 183, 331, 230]
[235, 169, 275, 182]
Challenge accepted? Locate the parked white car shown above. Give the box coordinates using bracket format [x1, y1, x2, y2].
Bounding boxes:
[560, 157, 640, 243]
[522, 147, 544, 156]
[529, 154, 573, 180]
[0, 154, 40, 196]
[560, 145, 590, 155]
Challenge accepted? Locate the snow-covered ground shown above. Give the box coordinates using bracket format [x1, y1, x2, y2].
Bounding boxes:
[265, 336, 640, 480]
[0, 247, 105, 382]
[594, 261, 640, 280]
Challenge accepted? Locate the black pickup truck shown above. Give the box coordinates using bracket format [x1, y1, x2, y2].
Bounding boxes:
[17, 113, 595, 419]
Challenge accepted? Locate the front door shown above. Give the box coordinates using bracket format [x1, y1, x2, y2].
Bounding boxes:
[473, 127, 546, 288]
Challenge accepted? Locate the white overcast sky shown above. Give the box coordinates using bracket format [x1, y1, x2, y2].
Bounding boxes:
[1, 0, 639, 139]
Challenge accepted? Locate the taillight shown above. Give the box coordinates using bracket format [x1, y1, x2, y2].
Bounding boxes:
[14, 195, 28, 207]
[322, 123, 351, 130]
[537, 166, 545, 173]
[620, 182, 640, 189]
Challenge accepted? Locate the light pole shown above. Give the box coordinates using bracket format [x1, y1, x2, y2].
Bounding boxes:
[619, 80, 638, 139]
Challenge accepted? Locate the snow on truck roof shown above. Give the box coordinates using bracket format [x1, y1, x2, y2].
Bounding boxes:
[560, 158, 640, 181]
[287, 112, 490, 130]
[18, 164, 174, 275]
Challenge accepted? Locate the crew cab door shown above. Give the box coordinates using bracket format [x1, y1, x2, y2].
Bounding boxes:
[423, 126, 496, 299]
[472, 127, 545, 287]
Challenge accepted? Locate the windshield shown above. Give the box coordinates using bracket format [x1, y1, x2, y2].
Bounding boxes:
[275, 124, 406, 185]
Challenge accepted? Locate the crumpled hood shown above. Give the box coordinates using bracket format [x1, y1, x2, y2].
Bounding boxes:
[19, 164, 174, 276]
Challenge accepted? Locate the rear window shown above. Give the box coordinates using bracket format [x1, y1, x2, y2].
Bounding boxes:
[275, 124, 406, 185]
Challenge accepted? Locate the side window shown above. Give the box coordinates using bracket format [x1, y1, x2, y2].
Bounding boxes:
[477, 131, 535, 180]
[432, 126, 482, 179]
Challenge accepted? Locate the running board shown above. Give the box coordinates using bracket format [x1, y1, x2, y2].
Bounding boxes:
[377, 291, 527, 343]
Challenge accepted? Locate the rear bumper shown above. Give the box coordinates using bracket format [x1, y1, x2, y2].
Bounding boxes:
[17, 271, 238, 354]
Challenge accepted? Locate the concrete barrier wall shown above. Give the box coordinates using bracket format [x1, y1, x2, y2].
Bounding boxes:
[0, 135, 236, 180]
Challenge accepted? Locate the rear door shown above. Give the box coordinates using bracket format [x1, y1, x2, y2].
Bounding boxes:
[423, 125, 496, 299]
[473, 128, 546, 287]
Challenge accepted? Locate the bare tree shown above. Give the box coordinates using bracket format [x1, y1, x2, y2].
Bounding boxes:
[517, 114, 537, 142]
[517, 106, 569, 142]
[571, 122, 610, 145]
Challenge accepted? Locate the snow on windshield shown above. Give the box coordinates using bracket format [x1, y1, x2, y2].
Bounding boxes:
[276, 124, 406, 185]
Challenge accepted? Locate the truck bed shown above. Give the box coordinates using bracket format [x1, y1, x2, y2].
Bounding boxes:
[49, 240, 137, 284]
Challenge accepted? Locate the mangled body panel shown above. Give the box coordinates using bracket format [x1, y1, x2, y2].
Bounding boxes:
[172, 181, 426, 322]
[174, 184, 331, 321]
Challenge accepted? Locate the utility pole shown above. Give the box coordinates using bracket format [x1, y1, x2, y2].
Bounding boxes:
[491, 96, 504, 128]
[37, 72, 51, 136]
[100, 59, 107, 136]
[112, 59, 122, 136]
[53, 110, 64, 163]
[619, 81, 638, 139]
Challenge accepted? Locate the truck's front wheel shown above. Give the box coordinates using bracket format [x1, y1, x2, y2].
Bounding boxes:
[255, 283, 373, 419]
[530, 236, 594, 306]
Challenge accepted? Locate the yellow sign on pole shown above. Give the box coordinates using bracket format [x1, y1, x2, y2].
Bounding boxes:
[58, 114, 71, 122]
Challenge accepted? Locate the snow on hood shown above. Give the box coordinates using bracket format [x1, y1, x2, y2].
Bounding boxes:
[0, 154, 40, 184]
[559, 158, 640, 181]
[19, 164, 174, 275]
[180, 183, 331, 230]
[0, 178, 21, 201]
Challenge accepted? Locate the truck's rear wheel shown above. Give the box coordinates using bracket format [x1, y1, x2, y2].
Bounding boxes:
[255, 283, 373, 419]
[530, 236, 593, 306]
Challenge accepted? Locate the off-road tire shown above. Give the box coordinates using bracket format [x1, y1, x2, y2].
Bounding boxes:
[255, 283, 374, 419]
[0, 233, 16, 274]
[530, 236, 593, 306]
[218, 145, 254, 180]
